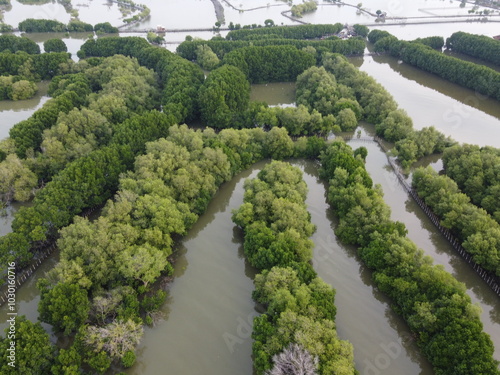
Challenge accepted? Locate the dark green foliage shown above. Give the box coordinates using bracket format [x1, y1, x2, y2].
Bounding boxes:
[232, 161, 316, 274]
[369, 31, 500, 101]
[322, 143, 500, 375]
[412, 166, 500, 276]
[34, 52, 71, 79]
[447, 31, 500, 66]
[395, 126, 454, 168]
[353, 146, 367, 161]
[67, 20, 94, 32]
[227, 23, 344, 40]
[223, 45, 315, 83]
[9, 89, 84, 158]
[367, 29, 392, 44]
[0, 34, 40, 54]
[48, 73, 91, 98]
[78, 37, 204, 123]
[19, 18, 66, 32]
[43, 38, 67, 53]
[443, 144, 500, 222]
[232, 162, 355, 374]
[10, 145, 133, 254]
[353, 24, 369, 37]
[198, 65, 250, 128]
[413, 36, 444, 50]
[94, 22, 119, 34]
[322, 53, 453, 166]
[177, 37, 365, 62]
[0, 317, 55, 374]
[111, 110, 176, 154]
[38, 282, 90, 335]
[400, 41, 500, 100]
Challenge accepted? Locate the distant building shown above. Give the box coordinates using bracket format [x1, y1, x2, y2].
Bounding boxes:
[494, 35, 500, 40]
[157, 25, 166, 32]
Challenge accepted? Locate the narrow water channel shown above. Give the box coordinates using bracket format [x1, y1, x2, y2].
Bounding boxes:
[346, 137, 500, 363]
[292, 159, 434, 375]
[127, 162, 267, 375]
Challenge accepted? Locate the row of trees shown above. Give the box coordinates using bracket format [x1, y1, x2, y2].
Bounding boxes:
[176, 37, 365, 62]
[322, 53, 455, 167]
[446, 31, 500, 66]
[226, 23, 344, 40]
[442, 144, 500, 222]
[232, 161, 356, 374]
[18, 18, 117, 33]
[0, 34, 40, 54]
[368, 30, 444, 50]
[222, 45, 316, 83]
[368, 30, 500, 101]
[321, 140, 500, 375]
[0, 50, 71, 79]
[412, 166, 500, 276]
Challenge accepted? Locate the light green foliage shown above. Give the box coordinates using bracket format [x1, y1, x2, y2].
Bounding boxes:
[335, 108, 357, 131]
[233, 161, 354, 374]
[0, 154, 38, 203]
[195, 44, 220, 70]
[254, 311, 355, 375]
[264, 127, 294, 160]
[296, 66, 339, 115]
[291, 0, 318, 17]
[10, 80, 38, 100]
[51, 346, 81, 375]
[375, 109, 413, 142]
[40, 108, 111, 174]
[0, 76, 38, 101]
